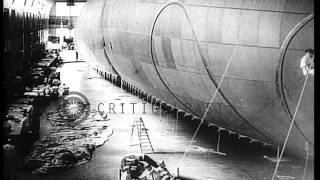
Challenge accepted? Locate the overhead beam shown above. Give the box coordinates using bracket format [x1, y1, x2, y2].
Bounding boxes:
[55, 0, 87, 2]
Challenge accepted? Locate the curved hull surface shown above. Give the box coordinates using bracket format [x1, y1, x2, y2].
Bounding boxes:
[76, 0, 314, 157]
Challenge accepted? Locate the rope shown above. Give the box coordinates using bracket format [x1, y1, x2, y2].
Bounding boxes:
[149, 0, 271, 168]
[150, 0, 273, 142]
[302, 142, 310, 180]
[277, 13, 314, 144]
[150, 0, 238, 167]
[271, 74, 309, 180]
[150, 1, 199, 117]
[178, 34, 237, 167]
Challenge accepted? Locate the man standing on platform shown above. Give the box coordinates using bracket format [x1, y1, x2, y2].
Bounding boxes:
[300, 49, 314, 76]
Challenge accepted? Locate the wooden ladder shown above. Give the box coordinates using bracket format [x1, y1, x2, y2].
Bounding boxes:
[130, 118, 154, 154]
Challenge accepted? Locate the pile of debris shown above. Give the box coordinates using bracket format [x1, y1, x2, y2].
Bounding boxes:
[23, 108, 113, 175]
[120, 154, 175, 180]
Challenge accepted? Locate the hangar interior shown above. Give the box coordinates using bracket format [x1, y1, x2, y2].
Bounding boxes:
[2, 0, 314, 180]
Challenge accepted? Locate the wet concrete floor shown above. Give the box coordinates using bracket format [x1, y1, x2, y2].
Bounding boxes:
[17, 50, 314, 180]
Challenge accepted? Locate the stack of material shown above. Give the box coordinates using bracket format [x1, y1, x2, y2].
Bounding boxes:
[23, 52, 67, 98]
[14, 98, 36, 105]
[5, 104, 34, 136]
[24, 108, 113, 175]
[120, 154, 175, 180]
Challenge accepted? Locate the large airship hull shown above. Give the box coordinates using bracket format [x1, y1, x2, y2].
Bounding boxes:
[75, 0, 314, 157]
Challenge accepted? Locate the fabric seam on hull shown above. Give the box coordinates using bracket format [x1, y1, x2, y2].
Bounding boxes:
[150, 8, 199, 117]
[101, 0, 120, 76]
[150, 0, 273, 144]
[276, 13, 314, 144]
[143, 1, 312, 15]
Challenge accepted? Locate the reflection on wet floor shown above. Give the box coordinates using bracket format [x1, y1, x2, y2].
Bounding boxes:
[17, 50, 314, 180]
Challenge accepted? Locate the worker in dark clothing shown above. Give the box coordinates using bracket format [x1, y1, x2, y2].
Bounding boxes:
[130, 159, 145, 179]
[32, 108, 41, 140]
[3, 139, 17, 180]
[76, 51, 79, 61]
